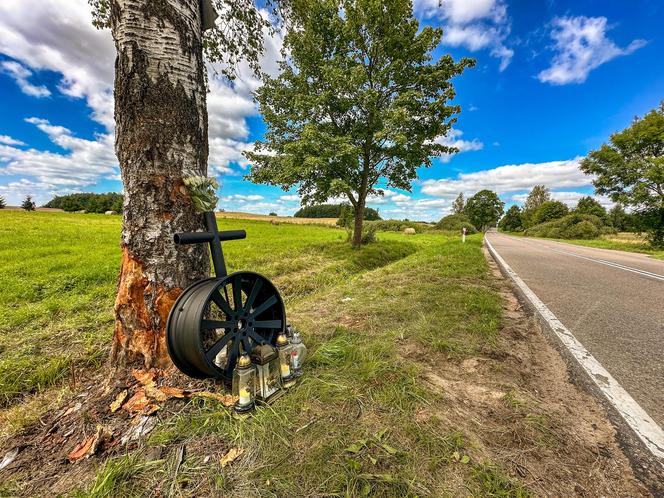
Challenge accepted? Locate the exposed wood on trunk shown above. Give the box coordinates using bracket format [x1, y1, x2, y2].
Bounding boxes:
[110, 0, 210, 369]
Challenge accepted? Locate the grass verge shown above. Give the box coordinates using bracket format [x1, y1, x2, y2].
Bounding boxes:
[74, 232, 523, 497]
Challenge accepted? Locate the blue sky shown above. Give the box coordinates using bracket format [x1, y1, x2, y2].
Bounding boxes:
[0, 0, 662, 221]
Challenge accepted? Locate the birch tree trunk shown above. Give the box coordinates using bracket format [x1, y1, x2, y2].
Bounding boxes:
[110, 0, 210, 369]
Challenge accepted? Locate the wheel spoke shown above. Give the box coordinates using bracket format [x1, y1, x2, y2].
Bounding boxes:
[248, 329, 267, 345]
[232, 275, 243, 312]
[251, 295, 277, 317]
[244, 278, 263, 311]
[211, 291, 233, 316]
[253, 319, 282, 329]
[201, 320, 234, 330]
[241, 336, 252, 356]
[224, 338, 241, 377]
[205, 332, 233, 361]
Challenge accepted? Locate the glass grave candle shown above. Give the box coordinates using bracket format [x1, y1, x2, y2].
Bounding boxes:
[250, 343, 283, 402]
[232, 354, 256, 416]
[276, 333, 296, 388]
[289, 330, 307, 378]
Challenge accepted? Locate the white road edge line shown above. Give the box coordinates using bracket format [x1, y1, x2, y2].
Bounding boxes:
[485, 235, 664, 465]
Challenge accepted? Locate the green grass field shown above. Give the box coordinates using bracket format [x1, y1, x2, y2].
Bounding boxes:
[0, 210, 533, 496]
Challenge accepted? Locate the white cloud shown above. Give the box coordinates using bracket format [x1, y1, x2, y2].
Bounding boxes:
[415, 0, 513, 70]
[279, 194, 300, 202]
[0, 135, 25, 146]
[538, 16, 646, 85]
[421, 157, 591, 198]
[0, 118, 117, 205]
[221, 194, 265, 203]
[0, 0, 287, 200]
[0, 1, 115, 126]
[434, 128, 484, 162]
[0, 60, 50, 97]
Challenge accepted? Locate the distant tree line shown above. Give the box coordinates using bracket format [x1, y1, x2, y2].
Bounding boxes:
[497, 185, 646, 240]
[44, 193, 123, 213]
[294, 203, 381, 221]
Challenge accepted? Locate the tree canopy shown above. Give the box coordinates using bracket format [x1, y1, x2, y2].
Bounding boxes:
[452, 193, 465, 214]
[21, 196, 36, 211]
[245, 0, 473, 245]
[574, 196, 606, 219]
[532, 200, 568, 225]
[524, 185, 551, 212]
[498, 205, 523, 232]
[464, 190, 504, 231]
[580, 103, 664, 246]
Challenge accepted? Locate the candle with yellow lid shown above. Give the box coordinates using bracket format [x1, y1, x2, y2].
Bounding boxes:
[232, 354, 256, 416]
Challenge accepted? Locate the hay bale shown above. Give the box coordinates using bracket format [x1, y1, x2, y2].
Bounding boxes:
[105, 210, 118, 215]
[403, 227, 416, 235]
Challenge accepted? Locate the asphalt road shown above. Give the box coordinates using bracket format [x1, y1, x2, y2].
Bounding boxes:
[486, 232, 664, 428]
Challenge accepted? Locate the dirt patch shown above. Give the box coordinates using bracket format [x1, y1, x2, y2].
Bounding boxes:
[395, 249, 653, 496]
[0, 368, 226, 496]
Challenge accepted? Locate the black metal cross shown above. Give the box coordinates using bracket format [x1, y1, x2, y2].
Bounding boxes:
[174, 211, 246, 277]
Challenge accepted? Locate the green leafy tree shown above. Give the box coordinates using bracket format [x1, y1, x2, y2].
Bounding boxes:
[465, 190, 504, 232]
[21, 195, 36, 211]
[532, 200, 569, 225]
[580, 103, 664, 247]
[608, 204, 640, 232]
[498, 205, 523, 232]
[0, 196, 6, 209]
[522, 185, 551, 228]
[575, 196, 606, 220]
[452, 193, 465, 214]
[246, 0, 473, 246]
[524, 185, 551, 211]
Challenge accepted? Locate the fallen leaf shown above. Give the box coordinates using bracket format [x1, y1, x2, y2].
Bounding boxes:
[460, 454, 470, 464]
[131, 369, 157, 387]
[123, 388, 151, 413]
[142, 403, 160, 416]
[110, 389, 129, 413]
[145, 385, 168, 402]
[159, 386, 189, 399]
[0, 448, 19, 471]
[67, 436, 94, 462]
[194, 391, 234, 406]
[220, 447, 245, 467]
[67, 426, 109, 462]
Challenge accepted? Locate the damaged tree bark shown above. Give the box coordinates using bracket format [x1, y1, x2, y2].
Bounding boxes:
[109, 0, 210, 369]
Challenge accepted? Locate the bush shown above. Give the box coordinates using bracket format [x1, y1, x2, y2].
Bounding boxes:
[269, 212, 277, 216]
[45, 192, 123, 213]
[0, 196, 5, 209]
[566, 220, 599, 239]
[524, 213, 604, 239]
[532, 201, 568, 225]
[365, 219, 428, 233]
[436, 213, 477, 233]
[295, 203, 381, 220]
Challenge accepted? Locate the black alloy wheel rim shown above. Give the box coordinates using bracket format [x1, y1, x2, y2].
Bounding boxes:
[166, 271, 285, 380]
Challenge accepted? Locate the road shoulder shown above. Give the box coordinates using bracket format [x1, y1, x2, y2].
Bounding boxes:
[485, 234, 664, 495]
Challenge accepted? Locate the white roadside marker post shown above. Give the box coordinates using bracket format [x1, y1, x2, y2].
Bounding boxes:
[462, 227, 466, 243]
